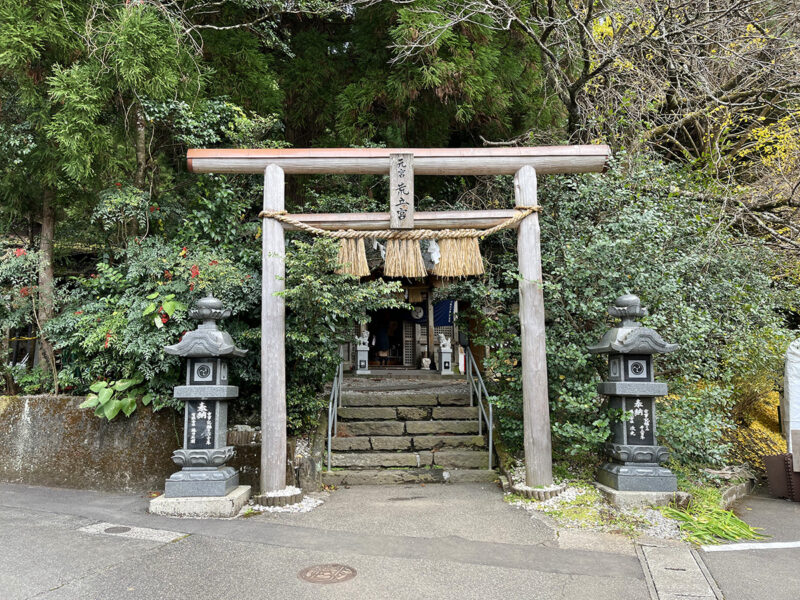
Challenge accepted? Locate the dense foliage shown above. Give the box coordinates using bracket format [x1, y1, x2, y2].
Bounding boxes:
[2, 1, 799, 471]
[442, 156, 796, 465]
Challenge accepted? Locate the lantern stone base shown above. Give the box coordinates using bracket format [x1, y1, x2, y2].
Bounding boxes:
[150, 485, 251, 518]
[164, 466, 239, 498]
[594, 481, 689, 509]
[596, 462, 677, 493]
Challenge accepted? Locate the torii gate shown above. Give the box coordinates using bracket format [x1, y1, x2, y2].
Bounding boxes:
[187, 146, 611, 493]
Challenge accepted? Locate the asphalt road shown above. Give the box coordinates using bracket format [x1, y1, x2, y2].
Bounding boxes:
[699, 488, 800, 600]
[0, 482, 648, 600]
[2, 481, 797, 600]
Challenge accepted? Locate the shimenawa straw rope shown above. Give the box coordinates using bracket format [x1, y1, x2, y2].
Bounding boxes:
[259, 205, 540, 278]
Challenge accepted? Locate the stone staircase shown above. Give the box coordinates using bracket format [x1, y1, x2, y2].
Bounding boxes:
[321, 375, 495, 485]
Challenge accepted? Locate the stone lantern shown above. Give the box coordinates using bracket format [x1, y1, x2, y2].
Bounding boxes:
[587, 294, 679, 492]
[161, 295, 247, 498]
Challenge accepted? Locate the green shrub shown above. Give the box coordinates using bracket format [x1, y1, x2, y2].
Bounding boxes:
[282, 238, 406, 432]
[443, 155, 796, 465]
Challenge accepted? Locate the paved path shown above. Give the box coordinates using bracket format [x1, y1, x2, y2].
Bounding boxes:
[699, 488, 800, 600]
[0, 482, 650, 600]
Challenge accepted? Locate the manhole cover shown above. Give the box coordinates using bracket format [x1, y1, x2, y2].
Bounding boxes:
[104, 526, 131, 534]
[298, 564, 357, 584]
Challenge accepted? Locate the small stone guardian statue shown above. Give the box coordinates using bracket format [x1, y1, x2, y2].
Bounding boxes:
[355, 329, 371, 375]
[438, 334, 453, 375]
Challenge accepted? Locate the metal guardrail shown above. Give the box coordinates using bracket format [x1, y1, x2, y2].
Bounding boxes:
[326, 357, 344, 472]
[465, 346, 494, 470]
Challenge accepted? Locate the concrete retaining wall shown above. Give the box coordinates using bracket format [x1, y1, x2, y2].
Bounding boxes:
[0, 396, 305, 494]
[0, 395, 180, 492]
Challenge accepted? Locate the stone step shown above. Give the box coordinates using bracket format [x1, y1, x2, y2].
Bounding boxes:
[330, 434, 486, 452]
[337, 420, 480, 437]
[411, 435, 487, 450]
[405, 420, 480, 435]
[331, 452, 429, 468]
[321, 468, 497, 486]
[342, 390, 470, 407]
[337, 407, 397, 420]
[432, 406, 479, 420]
[337, 421, 406, 436]
[342, 378, 467, 392]
[336, 406, 479, 421]
[330, 450, 490, 469]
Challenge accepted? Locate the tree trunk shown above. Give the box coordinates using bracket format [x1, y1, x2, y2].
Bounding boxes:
[36, 189, 58, 390]
[130, 104, 147, 239]
[134, 105, 147, 190]
[1, 327, 15, 394]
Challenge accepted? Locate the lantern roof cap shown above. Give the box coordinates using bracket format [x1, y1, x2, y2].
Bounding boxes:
[587, 295, 678, 355]
[164, 294, 247, 358]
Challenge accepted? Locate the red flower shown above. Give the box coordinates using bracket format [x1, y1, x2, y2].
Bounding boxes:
[74, 311, 83, 315]
[245, 274, 252, 279]
[164, 270, 172, 280]
[149, 206, 156, 213]
[158, 306, 163, 314]
[190, 264, 199, 278]
[189, 283, 194, 291]
[114, 182, 122, 187]
[104, 331, 112, 348]
[161, 314, 169, 324]
[209, 260, 218, 266]
[19, 286, 29, 297]
[14, 248, 26, 257]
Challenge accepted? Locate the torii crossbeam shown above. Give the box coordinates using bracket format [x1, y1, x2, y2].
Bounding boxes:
[187, 145, 611, 493]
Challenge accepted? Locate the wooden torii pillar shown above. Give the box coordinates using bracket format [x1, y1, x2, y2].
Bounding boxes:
[187, 146, 611, 491]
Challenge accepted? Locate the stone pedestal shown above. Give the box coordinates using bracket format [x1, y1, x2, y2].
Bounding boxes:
[438, 349, 453, 375]
[150, 485, 251, 518]
[356, 343, 370, 375]
[594, 482, 688, 509]
[597, 462, 677, 492]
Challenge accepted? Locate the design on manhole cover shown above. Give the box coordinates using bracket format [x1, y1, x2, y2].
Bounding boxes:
[104, 526, 131, 534]
[298, 564, 357, 584]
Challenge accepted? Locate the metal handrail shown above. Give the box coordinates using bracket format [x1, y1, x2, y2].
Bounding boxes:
[464, 346, 494, 470]
[326, 356, 344, 472]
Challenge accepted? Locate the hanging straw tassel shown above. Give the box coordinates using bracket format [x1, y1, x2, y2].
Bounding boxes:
[384, 239, 427, 278]
[432, 237, 484, 277]
[335, 237, 370, 277]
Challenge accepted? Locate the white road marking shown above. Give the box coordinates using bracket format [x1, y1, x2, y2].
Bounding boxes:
[702, 540, 800, 552]
[78, 522, 188, 543]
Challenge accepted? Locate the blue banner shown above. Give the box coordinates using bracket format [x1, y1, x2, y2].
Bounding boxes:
[433, 300, 455, 326]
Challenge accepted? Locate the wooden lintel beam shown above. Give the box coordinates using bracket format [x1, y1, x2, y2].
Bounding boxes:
[187, 146, 610, 175]
[278, 209, 519, 231]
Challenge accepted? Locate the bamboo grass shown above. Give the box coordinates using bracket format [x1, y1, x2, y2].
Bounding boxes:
[335, 237, 370, 277]
[661, 504, 768, 546]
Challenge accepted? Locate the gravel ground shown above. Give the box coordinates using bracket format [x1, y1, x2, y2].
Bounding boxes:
[507, 462, 681, 541]
[248, 493, 326, 514]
